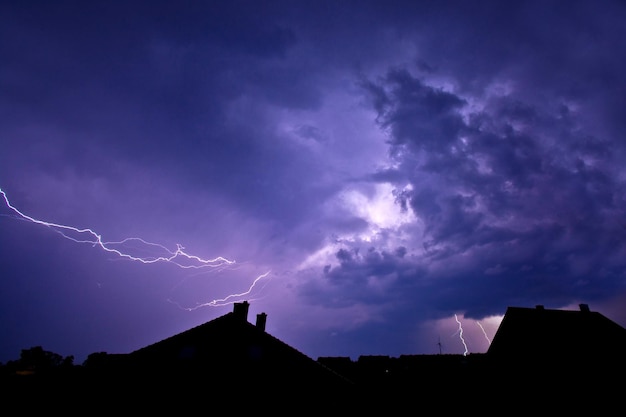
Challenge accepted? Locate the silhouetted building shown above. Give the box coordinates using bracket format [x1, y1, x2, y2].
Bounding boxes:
[487, 304, 626, 379]
[8, 302, 626, 411]
[84, 301, 352, 404]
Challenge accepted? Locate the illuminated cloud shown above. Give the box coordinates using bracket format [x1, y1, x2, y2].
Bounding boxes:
[1, 1, 626, 363]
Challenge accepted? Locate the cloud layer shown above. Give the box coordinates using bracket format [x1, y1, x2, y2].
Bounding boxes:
[2, 1, 626, 362]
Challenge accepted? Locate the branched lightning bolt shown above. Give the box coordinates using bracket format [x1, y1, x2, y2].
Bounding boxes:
[476, 321, 492, 345]
[0, 188, 234, 269]
[454, 314, 469, 356]
[170, 270, 272, 310]
[1, 188, 270, 308]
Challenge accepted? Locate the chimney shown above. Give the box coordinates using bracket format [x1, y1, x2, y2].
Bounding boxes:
[579, 303, 590, 313]
[536, 305, 545, 310]
[233, 301, 250, 322]
[256, 313, 267, 332]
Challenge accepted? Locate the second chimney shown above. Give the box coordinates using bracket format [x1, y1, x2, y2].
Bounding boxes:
[256, 313, 267, 332]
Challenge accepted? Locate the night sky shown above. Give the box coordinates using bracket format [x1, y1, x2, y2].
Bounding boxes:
[2, 0, 626, 365]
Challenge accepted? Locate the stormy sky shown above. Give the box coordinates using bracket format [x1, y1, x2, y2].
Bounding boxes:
[2, 0, 626, 364]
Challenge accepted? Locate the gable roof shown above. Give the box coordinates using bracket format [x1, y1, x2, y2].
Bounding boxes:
[121, 301, 351, 390]
[486, 304, 626, 368]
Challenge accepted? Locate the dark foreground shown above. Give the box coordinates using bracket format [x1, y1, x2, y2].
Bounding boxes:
[2, 360, 623, 414]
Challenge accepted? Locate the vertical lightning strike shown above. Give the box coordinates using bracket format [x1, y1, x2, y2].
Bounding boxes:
[454, 314, 469, 356]
[1, 188, 268, 306]
[476, 321, 492, 345]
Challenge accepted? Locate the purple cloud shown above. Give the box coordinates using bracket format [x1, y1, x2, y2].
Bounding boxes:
[2, 0, 626, 363]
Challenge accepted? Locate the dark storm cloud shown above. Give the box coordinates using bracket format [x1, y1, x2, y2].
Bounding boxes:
[0, 1, 301, 138]
[302, 245, 426, 309]
[293, 1, 626, 357]
[299, 0, 626, 330]
[3, 0, 626, 362]
[0, 1, 334, 228]
[361, 69, 467, 153]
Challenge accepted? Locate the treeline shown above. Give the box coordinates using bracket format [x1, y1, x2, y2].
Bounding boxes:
[0, 346, 76, 377]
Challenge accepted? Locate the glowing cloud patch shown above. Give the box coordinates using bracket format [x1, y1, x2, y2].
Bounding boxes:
[339, 183, 415, 242]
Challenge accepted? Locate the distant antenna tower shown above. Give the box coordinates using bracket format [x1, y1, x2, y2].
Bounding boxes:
[437, 336, 443, 354]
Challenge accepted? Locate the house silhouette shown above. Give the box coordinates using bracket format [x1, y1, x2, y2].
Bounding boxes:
[482, 303, 626, 408]
[487, 303, 626, 368]
[5, 301, 626, 411]
[82, 301, 355, 408]
[318, 303, 626, 408]
[124, 301, 349, 385]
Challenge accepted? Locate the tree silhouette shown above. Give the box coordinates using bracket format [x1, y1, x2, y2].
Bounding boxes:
[1, 346, 74, 375]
